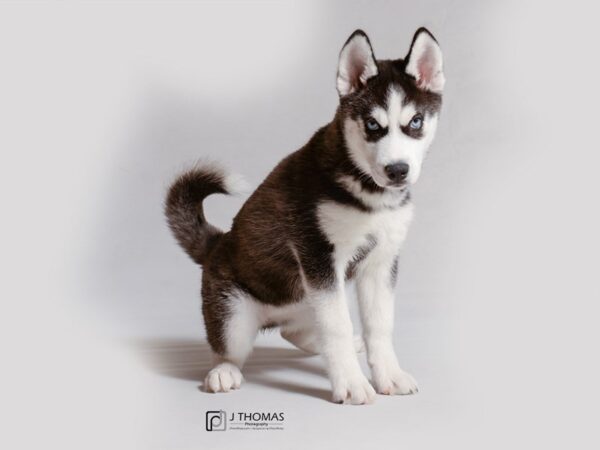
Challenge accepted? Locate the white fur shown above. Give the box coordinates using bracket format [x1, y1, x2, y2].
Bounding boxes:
[223, 171, 250, 196]
[204, 289, 260, 392]
[337, 33, 378, 96]
[307, 285, 376, 404]
[281, 322, 365, 355]
[405, 31, 445, 93]
[354, 221, 418, 395]
[188, 159, 250, 195]
[316, 199, 417, 396]
[205, 362, 243, 393]
[358, 273, 418, 396]
[370, 105, 389, 128]
[281, 327, 320, 354]
[317, 200, 414, 267]
[221, 290, 262, 366]
[346, 87, 439, 186]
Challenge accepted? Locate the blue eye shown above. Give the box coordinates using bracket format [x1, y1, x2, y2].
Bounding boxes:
[409, 115, 423, 130]
[365, 118, 381, 131]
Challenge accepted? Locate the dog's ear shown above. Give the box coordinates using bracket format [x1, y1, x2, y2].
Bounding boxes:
[336, 30, 378, 97]
[404, 28, 445, 93]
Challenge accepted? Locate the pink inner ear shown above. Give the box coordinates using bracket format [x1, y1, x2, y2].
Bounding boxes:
[347, 49, 364, 90]
[348, 46, 373, 90]
[416, 46, 436, 88]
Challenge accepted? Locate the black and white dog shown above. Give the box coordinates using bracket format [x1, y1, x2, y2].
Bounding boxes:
[165, 28, 444, 404]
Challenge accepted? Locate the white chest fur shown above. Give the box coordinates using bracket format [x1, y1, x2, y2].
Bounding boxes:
[317, 200, 414, 273]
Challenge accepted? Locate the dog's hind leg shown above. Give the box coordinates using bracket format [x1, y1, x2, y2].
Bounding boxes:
[280, 328, 320, 355]
[281, 327, 365, 355]
[202, 282, 262, 393]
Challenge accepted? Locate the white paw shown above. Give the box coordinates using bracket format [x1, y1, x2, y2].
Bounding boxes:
[353, 335, 366, 353]
[331, 370, 376, 405]
[372, 363, 418, 395]
[204, 362, 243, 393]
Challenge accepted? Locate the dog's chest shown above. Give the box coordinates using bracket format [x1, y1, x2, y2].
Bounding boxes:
[317, 201, 414, 268]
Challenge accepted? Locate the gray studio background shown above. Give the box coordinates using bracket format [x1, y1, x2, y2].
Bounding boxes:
[1, 1, 598, 449]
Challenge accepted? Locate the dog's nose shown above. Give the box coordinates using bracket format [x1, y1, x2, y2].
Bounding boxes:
[384, 162, 410, 183]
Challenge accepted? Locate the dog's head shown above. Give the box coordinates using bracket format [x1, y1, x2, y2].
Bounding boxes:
[337, 28, 444, 189]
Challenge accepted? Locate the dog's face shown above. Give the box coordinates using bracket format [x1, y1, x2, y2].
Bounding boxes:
[337, 29, 444, 188]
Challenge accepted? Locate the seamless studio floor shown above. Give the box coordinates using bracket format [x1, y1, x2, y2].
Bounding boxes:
[4, 1, 599, 449]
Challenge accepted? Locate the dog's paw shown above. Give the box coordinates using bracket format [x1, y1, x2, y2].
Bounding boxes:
[372, 364, 418, 395]
[332, 371, 376, 405]
[204, 362, 243, 393]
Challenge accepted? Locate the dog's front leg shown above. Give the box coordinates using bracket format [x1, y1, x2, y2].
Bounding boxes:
[357, 257, 418, 395]
[309, 283, 376, 405]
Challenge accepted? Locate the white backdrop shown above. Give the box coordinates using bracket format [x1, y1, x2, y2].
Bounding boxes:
[1, 1, 599, 449]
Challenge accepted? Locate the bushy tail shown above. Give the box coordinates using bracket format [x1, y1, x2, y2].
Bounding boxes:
[165, 163, 245, 265]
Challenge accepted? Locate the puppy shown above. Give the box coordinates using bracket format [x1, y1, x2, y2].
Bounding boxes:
[165, 28, 444, 404]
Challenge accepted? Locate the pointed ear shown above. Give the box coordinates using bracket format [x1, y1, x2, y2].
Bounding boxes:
[405, 28, 445, 93]
[336, 30, 378, 96]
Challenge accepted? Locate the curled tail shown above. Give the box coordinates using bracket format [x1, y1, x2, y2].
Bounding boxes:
[165, 163, 246, 265]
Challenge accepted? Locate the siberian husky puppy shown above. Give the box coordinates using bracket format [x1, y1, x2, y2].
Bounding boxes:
[166, 28, 444, 404]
